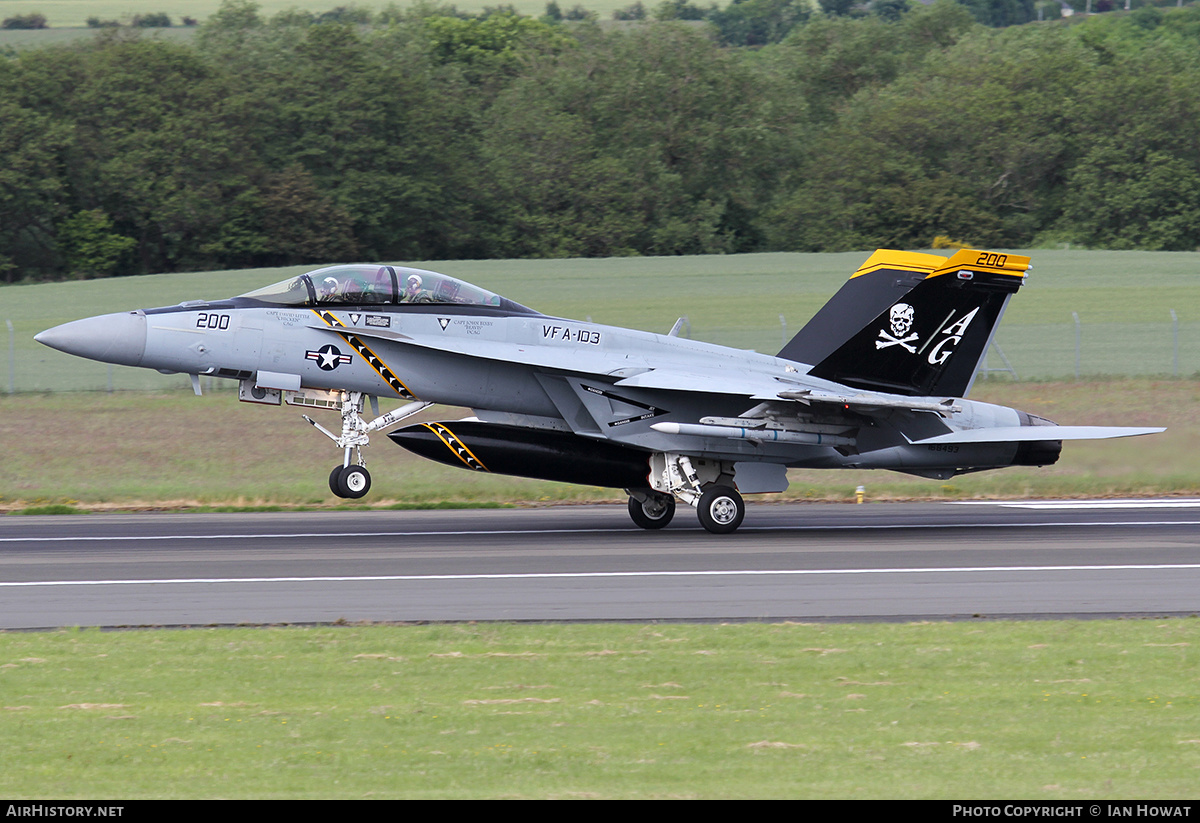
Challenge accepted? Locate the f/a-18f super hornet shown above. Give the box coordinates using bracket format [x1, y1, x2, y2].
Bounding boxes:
[37, 249, 1163, 533]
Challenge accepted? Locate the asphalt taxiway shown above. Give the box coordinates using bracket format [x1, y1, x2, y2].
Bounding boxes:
[1, 500, 1198, 629]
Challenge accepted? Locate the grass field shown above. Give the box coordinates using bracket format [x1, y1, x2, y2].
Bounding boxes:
[2, 249, 1197, 509]
[3, 250, 1198, 800]
[1, 378, 1195, 511]
[3, 619, 1199, 799]
[0, 0, 636, 31]
[5, 250, 1199, 393]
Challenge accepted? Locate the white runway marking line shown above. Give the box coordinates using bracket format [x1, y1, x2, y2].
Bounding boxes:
[0, 529, 631, 543]
[5, 517, 1200, 544]
[6, 563, 1200, 589]
[953, 499, 1200, 509]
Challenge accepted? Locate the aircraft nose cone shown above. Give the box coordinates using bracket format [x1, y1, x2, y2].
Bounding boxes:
[35, 312, 147, 367]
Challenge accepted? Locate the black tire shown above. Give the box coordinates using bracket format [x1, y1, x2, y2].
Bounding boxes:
[338, 465, 371, 499]
[330, 465, 348, 497]
[628, 493, 675, 530]
[697, 485, 744, 534]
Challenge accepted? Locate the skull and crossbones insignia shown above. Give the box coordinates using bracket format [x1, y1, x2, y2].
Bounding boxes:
[876, 303, 919, 353]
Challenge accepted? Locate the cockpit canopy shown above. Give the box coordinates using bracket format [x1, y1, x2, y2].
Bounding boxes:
[238, 265, 530, 311]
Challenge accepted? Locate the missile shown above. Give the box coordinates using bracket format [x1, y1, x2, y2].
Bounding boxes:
[650, 421, 855, 446]
[388, 420, 652, 488]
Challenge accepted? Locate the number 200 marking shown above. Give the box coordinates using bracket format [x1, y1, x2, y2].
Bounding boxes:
[197, 313, 230, 330]
[976, 252, 1007, 268]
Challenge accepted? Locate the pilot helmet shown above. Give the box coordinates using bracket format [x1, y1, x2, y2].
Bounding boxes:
[407, 274, 422, 290]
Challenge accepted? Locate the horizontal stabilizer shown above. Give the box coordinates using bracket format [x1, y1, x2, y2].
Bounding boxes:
[913, 426, 1165, 444]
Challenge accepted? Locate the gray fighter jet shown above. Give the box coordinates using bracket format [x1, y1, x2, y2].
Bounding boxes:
[36, 249, 1162, 533]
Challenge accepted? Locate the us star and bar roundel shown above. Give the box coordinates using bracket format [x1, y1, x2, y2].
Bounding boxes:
[312, 309, 415, 399]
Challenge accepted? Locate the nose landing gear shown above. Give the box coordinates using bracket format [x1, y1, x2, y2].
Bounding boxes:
[329, 463, 372, 499]
[304, 391, 431, 499]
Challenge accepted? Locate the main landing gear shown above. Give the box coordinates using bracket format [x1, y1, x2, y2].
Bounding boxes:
[303, 391, 431, 500]
[696, 485, 745, 534]
[627, 491, 676, 530]
[626, 453, 747, 534]
[626, 484, 745, 534]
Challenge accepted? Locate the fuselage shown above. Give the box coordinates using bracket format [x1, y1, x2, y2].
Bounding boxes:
[40, 287, 1031, 475]
[34, 255, 1164, 533]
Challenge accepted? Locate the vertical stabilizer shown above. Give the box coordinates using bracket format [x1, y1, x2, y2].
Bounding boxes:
[799, 249, 1030, 398]
[778, 250, 945, 366]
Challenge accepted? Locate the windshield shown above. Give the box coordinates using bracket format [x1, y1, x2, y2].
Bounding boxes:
[238, 265, 509, 308]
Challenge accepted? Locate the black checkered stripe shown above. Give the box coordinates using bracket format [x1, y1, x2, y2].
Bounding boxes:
[313, 309, 415, 399]
[423, 422, 489, 472]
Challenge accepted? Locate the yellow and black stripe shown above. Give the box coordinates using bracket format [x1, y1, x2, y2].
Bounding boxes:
[387, 420, 652, 488]
[849, 249, 1030, 281]
[312, 309, 415, 399]
[422, 422, 489, 472]
[848, 249, 943, 279]
[927, 248, 1031, 280]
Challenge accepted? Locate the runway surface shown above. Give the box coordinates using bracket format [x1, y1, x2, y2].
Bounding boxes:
[2, 500, 1199, 629]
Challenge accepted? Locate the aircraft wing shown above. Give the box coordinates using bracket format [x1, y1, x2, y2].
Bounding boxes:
[618, 369, 1167, 446]
[320, 321, 1129, 431]
[615, 368, 961, 415]
[612, 367, 793, 399]
[913, 426, 1165, 443]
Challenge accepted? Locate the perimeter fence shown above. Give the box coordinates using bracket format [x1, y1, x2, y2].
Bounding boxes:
[4, 313, 1198, 394]
[682, 313, 1199, 382]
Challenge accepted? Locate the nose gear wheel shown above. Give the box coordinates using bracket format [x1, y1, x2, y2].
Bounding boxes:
[330, 464, 372, 499]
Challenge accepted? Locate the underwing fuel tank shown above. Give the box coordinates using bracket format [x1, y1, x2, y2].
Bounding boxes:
[388, 421, 652, 489]
[1013, 439, 1062, 466]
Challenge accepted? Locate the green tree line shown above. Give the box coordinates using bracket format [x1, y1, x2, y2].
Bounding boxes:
[3, 0, 1200, 282]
